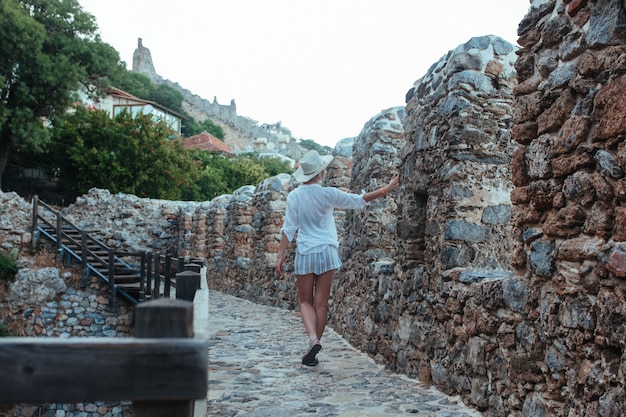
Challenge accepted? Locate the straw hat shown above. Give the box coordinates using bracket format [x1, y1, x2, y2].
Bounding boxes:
[293, 150, 333, 183]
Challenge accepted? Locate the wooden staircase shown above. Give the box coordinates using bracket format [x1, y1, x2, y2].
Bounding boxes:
[32, 196, 183, 305]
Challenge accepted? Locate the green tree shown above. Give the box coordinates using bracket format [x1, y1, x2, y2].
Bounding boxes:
[221, 156, 267, 192]
[179, 115, 225, 139]
[183, 152, 290, 201]
[197, 119, 225, 140]
[181, 117, 201, 139]
[182, 152, 229, 201]
[0, 0, 120, 188]
[107, 70, 154, 101]
[50, 106, 200, 201]
[238, 152, 292, 177]
[148, 84, 185, 115]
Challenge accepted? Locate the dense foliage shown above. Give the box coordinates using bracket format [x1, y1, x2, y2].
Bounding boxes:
[47, 106, 291, 202]
[0, 0, 226, 190]
[0, 250, 17, 282]
[238, 153, 294, 177]
[49, 106, 199, 201]
[182, 152, 291, 201]
[0, 0, 120, 187]
[1, 0, 295, 202]
[184, 117, 225, 140]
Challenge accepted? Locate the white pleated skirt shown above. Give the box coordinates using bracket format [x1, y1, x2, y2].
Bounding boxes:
[294, 245, 342, 275]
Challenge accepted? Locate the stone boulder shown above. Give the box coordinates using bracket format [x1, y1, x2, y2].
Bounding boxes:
[10, 267, 67, 312]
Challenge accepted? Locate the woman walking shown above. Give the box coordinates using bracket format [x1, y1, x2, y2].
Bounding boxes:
[276, 150, 399, 366]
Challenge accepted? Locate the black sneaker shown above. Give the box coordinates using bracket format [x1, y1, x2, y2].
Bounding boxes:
[302, 342, 322, 366]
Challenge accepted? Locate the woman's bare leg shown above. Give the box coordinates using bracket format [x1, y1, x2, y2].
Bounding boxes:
[296, 273, 318, 340]
[297, 269, 336, 340]
[312, 269, 335, 340]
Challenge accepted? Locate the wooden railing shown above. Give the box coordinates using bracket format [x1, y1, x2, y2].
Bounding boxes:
[4, 196, 211, 415]
[31, 196, 192, 305]
[0, 269, 209, 417]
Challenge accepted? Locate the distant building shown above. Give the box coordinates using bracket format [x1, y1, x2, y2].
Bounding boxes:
[78, 86, 183, 136]
[182, 131, 233, 157]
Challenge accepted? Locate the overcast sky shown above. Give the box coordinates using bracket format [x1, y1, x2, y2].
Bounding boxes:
[78, 0, 531, 148]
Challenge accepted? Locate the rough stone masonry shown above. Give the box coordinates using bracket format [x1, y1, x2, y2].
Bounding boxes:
[333, 34, 521, 416]
[508, 0, 626, 416]
[2, 1, 626, 416]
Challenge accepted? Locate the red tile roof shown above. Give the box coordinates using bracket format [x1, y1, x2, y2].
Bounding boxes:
[183, 131, 233, 155]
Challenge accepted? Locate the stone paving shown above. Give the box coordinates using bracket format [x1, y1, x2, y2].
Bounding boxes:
[208, 290, 482, 417]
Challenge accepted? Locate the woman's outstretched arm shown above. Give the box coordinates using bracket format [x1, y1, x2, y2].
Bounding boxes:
[363, 175, 400, 203]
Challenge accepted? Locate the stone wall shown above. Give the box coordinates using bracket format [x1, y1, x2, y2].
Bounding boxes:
[508, 0, 626, 415]
[0, 191, 33, 252]
[0, 193, 135, 416]
[1, 268, 135, 417]
[331, 35, 521, 415]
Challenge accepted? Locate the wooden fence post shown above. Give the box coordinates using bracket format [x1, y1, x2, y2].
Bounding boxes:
[56, 212, 63, 253]
[108, 248, 116, 310]
[81, 231, 88, 288]
[164, 255, 172, 298]
[31, 195, 39, 247]
[153, 252, 161, 299]
[176, 270, 201, 302]
[133, 298, 194, 417]
[184, 263, 202, 273]
[139, 252, 147, 303]
[146, 251, 153, 300]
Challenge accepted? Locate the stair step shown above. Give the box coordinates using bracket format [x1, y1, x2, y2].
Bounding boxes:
[114, 276, 142, 284]
[116, 282, 142, 291]
[36, 219, 186, 305]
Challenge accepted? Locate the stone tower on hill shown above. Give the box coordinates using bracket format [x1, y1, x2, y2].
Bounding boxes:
[132, 38, 158, 82]
[131, 38, 302, 159]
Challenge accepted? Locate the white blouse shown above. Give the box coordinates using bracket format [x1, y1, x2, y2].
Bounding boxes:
[281, 184, 366, 255]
